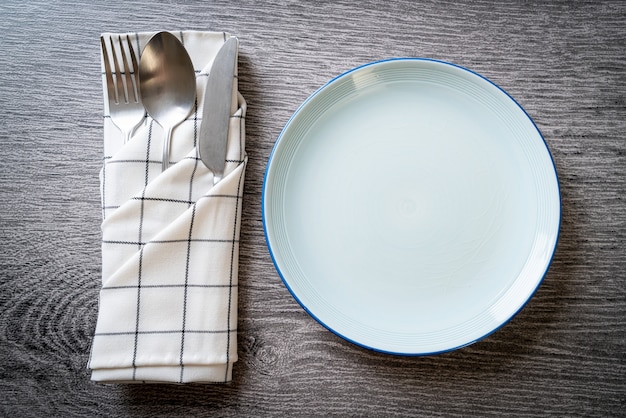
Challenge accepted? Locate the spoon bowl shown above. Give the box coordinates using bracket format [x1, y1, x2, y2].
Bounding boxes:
[139, 31, 196, 171]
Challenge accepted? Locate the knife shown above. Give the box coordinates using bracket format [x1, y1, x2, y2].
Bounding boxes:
[199, 37, 238, 184]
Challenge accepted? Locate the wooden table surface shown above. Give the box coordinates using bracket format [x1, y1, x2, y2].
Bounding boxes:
[1, 1, 624, 416]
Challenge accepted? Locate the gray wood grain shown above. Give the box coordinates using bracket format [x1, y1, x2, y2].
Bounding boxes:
[1, 0, 625, 416]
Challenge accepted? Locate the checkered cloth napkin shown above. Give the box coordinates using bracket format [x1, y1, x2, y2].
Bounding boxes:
[88, 31, 246, 383]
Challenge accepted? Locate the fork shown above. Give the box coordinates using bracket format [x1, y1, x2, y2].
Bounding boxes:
[101, 35, 145, 144]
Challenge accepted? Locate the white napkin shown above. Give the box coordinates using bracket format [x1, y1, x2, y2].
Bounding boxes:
[89, 31, 246, 383]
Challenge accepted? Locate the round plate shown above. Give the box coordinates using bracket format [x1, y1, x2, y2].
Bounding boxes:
[263, 58, 560, 355]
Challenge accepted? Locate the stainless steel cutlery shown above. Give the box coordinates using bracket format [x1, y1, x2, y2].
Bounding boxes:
[102, 32, 237, 178]
[199, 37, 238, 184]
[138, 32, 196, 172]
[101, 35, 144, 144]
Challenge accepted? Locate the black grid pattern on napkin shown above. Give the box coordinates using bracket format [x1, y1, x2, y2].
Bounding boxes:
[93, 126, 246, 383]
[90, 31, 246, 383]
[101, 116, 245, 218]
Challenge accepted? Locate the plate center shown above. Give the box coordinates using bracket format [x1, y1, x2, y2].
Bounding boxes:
[284, 80, 534, 333]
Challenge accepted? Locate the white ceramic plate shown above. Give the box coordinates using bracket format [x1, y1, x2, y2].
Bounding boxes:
[263, 59, 560, 355]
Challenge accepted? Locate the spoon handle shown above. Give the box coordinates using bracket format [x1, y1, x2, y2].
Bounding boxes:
[162, 127, 173, 172]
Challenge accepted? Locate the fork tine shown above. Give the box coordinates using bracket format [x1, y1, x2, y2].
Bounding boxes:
[109, 37, 124, 104]
[125, 35, 140, 103]
[118, 35, 133, 104]
[100, 36, 117, 105]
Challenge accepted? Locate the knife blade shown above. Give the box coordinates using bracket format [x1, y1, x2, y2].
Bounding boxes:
[199, 37, 238, 183]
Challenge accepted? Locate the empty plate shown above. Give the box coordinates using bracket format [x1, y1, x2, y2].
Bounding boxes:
[263, 58, 560, 355]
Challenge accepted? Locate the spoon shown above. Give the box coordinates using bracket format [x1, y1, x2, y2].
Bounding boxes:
[139, 32, 196, 172]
